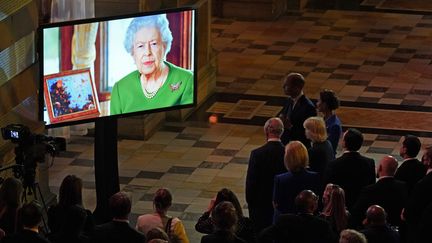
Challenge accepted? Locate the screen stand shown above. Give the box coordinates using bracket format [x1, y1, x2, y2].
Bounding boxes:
[93, 118, 120, 224]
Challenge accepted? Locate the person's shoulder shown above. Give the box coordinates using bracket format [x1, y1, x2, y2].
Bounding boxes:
[115, 70, 140, 87]
[166, 61, 193, 78]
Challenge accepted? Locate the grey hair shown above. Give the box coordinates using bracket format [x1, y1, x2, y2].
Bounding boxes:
[124, 14, 173, 58]
[264, 117, 284, 137]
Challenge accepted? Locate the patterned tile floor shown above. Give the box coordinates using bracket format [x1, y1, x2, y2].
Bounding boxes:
[47, 8, 432, 242]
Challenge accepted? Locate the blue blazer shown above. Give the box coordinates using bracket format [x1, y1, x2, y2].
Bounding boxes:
[273, 169, 321, 218]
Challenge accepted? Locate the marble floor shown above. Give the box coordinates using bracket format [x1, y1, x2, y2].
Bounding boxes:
[47, 7, 432, 243]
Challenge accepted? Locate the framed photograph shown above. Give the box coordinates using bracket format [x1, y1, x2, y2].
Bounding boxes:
[43, 69, 100, 124]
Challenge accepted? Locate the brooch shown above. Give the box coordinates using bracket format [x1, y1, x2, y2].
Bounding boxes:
[169, 82, 182, 92]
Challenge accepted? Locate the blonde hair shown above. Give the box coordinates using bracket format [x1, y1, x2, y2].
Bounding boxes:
[322, 184, 348, 233]
[304, 116, 327, 143]
[339, 229, 367, 243]
[285, 141, 309, 172]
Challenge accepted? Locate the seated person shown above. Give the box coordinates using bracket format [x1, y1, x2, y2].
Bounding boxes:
[360, 205, 399, 243]
[93, 192, 146, 243]
[3, 202, 49, 243]
[201, 201, 246, 243]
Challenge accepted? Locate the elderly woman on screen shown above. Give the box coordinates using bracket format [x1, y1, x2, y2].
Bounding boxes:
[110, 14, 193, 115]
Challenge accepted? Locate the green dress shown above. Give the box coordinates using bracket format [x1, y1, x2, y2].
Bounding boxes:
[110, 61, 194, 115]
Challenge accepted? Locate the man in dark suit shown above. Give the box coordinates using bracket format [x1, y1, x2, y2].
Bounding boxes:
[279, 73, 316, 147]
[93, 192, 146, 243]
[394, 135, 426, 194]
[3, 202, 50, 243]
[259, 190, 335, 243]
[246, 117, 286, 232]
[403, 158, 432, 243]
[324, 128, 375, 210]
[360, 205, 400, 243]
[352, 156, 408, 228]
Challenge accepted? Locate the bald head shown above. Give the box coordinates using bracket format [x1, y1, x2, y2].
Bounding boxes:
[264, 117, 284, 139]
[295, 190, 318, 213]
[377, 156, 398, 177]
[365, 205, 387, 225]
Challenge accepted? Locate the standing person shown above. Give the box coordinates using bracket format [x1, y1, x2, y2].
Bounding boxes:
[201, 201, 246, 243]
[316, 89, 342, 154]
[279, 73, 316, 147]
[421, 145, 432, 170]
[245, 117, 286, 232]
[196, 188, 256, 243]
[403, 151, 432, 243]
[320, 184, 350, 235]
[352, 156, 408, 228]
[0, 177, 23, 235]
[395, 135, 426, 194]
[273, 141, 321, 217]
[93, 192, 146, 243]
[303, 116, 335, 176]
[2, 202, 50, 243]
[48, 175, 94, 237]
[136, 188, 189, 243]
[324, 128, 375, 210]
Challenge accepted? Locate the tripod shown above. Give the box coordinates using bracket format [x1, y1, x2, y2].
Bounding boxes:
[22, 179, 50, 235]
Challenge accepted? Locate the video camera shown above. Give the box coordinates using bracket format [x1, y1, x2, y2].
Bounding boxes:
[1, 124, 66, 195]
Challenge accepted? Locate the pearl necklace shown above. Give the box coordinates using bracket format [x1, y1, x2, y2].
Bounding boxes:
[143, 85, 160, 99]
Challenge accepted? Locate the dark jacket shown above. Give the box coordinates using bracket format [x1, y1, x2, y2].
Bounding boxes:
[246, 141, 285, 231]
[273, 169, 321, 218]
[394, 158, 426, 194]
[201, 230, 246, 243]
[352, 177, 408, 227]
[280, 95, 316, 147]
[361, 225, 400, 243]
[92, 221, 146, 243]
[324, 151, 375, 210]
[308, 140, 335, 176]
[3, 229, 50, 243]
[259, 213, 336, 243]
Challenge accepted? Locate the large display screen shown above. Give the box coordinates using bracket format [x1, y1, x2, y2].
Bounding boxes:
[39, 8, 196, 127]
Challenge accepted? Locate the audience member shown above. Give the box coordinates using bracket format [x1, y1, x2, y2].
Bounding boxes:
[93, 192, 146, 243]
[360, 205, 399, 243]
[394, 135, 426, 194]
[403, 151, 432, 243]
[415, 202, 432, 243]
[304, 116, 335, 176]
[201, 201, 246, 243]
[0, 177, 23, 235]
[260, 190, 335, 243]
[421, 145, 432, 171]
[339, 229, 367, 243]
[320, 184, 350, 234]
[279, 73, 316, 147]
[49, 204, 89, 243]
[324, 128, 375, 210]
[146, 227, 169, 242]
[317, 89, 342, 154]
[48, 175, 94, 237]
[195, 188, 256, 243]
[3, 202, 49, 243]
[136, 188, 189, 243]
[245, 117, 286, 232]
[352, 156, 408, 228]
[273, 141, 321, 218]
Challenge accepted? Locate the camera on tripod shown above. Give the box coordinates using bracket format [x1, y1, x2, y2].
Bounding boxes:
[1, 124, 66, 198]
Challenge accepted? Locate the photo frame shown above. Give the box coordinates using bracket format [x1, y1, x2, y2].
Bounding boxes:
[43, 69, 100, 124]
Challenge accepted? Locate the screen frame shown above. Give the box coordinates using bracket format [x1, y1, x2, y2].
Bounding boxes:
[38, 7, 198, 128]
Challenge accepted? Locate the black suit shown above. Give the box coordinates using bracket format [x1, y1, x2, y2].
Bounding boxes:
[404, 172, 432, 243]
[246, 141, 286, 232]
[3, 229, 50, 243]
[201, 231, 246, 243]
[394, 158, 426, 194]
[92, 221, 146, 243]
[324, 151, 375, 210]
[259, 213, 336, 243]
[352, 177, 408, 227]
[280, 95, 316, 147]
[360, 225, 400, 243]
